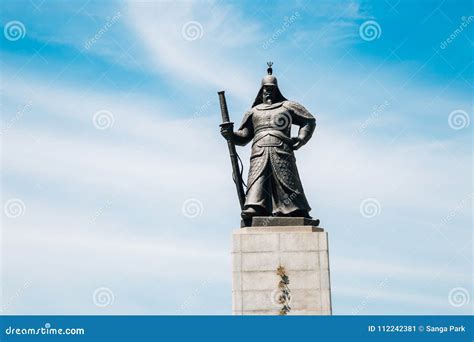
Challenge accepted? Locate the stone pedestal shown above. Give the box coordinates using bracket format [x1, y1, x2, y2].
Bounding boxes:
[232, 220, 332, 315]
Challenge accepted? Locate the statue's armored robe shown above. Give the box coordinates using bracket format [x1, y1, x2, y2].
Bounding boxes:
[233, 101, 316, 216]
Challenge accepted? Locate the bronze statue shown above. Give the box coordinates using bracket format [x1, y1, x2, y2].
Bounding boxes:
[219, 63, 316, 226]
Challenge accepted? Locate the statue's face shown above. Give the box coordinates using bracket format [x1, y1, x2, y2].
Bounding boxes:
[262, 85, 276, 104]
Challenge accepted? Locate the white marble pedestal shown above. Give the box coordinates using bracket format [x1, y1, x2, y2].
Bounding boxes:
[232, 220, 332, 315]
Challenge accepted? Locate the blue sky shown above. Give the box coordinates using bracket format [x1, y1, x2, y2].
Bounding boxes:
[1, 0, 472, 315]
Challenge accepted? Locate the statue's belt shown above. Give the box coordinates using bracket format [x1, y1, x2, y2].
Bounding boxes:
[252, 130, 292, 146]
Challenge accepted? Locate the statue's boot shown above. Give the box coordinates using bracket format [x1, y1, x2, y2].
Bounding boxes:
[241, 206, 266, 226]
[288, 209, 312, 218]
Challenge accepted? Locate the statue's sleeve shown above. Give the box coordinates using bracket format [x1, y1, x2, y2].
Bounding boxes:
[283, 101, 316, 146]
[234, 110, 254, 146]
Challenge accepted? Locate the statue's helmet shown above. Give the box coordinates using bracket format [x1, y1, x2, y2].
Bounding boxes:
[261, 74, 278, 87]
[251, 62, 287, 107]
[261, 61, 278, 86]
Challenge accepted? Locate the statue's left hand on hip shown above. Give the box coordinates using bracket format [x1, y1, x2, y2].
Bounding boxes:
[291, 137, 303, 150]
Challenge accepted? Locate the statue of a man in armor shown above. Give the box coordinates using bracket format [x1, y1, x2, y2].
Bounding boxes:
[221, 63, 316, 225]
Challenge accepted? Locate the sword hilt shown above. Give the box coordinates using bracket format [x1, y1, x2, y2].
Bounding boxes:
[218, 90, 230, 123]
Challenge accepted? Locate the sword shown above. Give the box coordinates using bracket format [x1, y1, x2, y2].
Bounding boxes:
[218, 91, 246, 210]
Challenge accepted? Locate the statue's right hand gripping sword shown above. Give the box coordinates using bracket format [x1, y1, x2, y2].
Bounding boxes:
[218, 91, 246, 210]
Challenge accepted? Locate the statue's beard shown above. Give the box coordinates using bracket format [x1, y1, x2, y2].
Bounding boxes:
[263, 95, 272, 104]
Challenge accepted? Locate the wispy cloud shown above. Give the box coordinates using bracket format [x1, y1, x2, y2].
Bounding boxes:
[127, 1, 263, 101]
